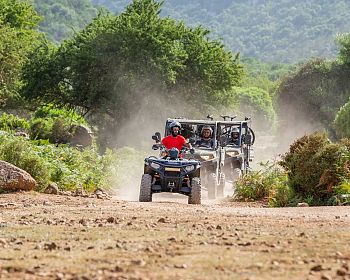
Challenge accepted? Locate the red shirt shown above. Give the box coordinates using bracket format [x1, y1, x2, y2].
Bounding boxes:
[161, 135, 186, 151]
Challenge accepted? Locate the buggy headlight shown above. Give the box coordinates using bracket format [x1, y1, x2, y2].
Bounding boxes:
[150, 162, 160, 169]
[185, 165, 195, 172]
[227, 151, 239, 157]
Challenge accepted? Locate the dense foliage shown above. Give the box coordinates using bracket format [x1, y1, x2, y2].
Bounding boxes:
[33, 0, 98, 43]
[29, 105, 90, 144]
[0, 133, 115, 191]
[90, 0, 350, 63]
[21, 0, 243, 148]
[334, 100, 350, 139]
[280, 132, 350, 205]
[236, 133, 350, 206]
[0, 0, 41, 107]
[231, 87, 276, 130]
[277, 58, 350, 142]
[234, 161, 288, 205]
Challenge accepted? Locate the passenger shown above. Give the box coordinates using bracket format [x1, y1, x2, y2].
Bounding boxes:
[195, 125, 214, 148]
[230, 127, 240, 146]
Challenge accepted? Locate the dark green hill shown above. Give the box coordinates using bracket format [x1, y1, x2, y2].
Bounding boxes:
[91, 0, 350, 63]
[33, 0, 98, 43]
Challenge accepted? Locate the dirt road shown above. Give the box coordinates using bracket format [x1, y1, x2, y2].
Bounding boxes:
[0, 193, 350, 280]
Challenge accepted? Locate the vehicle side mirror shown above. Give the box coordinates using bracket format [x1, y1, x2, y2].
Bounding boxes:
[244, 134, 252, 145]
[152, 132, 161, 143]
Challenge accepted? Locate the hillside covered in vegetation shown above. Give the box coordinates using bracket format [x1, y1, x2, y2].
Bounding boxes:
[91, 0, 350, 63]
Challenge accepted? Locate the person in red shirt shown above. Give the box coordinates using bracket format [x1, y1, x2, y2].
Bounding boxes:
[161, 121, 192, 154]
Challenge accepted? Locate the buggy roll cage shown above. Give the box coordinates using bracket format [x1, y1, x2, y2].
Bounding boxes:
[165, 118, 255, 148]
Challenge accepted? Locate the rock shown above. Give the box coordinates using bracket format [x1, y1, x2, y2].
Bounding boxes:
[44, 183, 59, 195]
[14, 131, 29, 139]
[174, 264, 187, 269]
[94, 188, 111, 199]
[44, 242, 58, 250]
[310, 264, 324, 272]
[69, 125, 93, 147]
[297, 202, 309, 207]
[216, 225, 222, 230]
[157, 218, 166, 223]
[107, 217, 115, 223]
[336, 268, 346, 276]
[321, 274, 331, 280]
[0, 160, 37, 191]
[0, 238, 7, 247]
[131, 259, 146, 266]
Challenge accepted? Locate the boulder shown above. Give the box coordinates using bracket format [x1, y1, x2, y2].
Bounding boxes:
[0, 160, 37, 191]
[44, 183, 59, 195]
[69, 125, 93, 147]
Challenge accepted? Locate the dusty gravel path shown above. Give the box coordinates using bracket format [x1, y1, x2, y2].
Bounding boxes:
[0, 193, 350, 280]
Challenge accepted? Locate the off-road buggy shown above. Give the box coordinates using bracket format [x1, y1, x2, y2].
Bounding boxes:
[216, 117, 255, 191]
[139, 132, 202, 204]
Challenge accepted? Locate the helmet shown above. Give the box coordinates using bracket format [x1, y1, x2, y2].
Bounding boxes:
[231, 127, 240, 138]
[169, 121, 181, 131]
[231, 127, 239, 133]
[201, 125, 213, 135]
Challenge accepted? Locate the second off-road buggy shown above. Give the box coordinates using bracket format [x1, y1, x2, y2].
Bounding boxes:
[163, 118, 220, 199]
[139, 132, 202, 204]
[216, 117, 255, 192]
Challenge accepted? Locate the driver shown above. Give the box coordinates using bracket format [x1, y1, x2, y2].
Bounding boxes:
[230, 127, 240, 146]
[161, 121, 192, 153]
[195, 125, 214, 148]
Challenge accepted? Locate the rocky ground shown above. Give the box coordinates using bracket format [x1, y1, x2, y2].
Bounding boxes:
[0, 192, 350, 280]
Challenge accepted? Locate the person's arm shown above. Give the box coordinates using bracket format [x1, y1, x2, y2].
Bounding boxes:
[183, 140, 192, 149]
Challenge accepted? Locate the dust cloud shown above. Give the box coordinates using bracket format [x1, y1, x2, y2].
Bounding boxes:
[108, 80, 325, 200]
[109, 85, 213, 200]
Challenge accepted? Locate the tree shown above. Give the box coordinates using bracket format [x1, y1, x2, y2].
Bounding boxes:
[21, 0, 243, 148]
[336, 33, 350, 65]
[230, 86, 276, 130]
[0, 0, 41, 107]
[334, 98, 350, 138]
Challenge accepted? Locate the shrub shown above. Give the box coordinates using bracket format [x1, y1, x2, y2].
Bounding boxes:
[234, 161, 288, 203]
[29, 105, 91, 144]
[0, 112, 29, 132]
[0, 134, 50, 188]
[0, 133, 116, 191]
[280, 132, 350, 205]
[334, 98, 350, 139]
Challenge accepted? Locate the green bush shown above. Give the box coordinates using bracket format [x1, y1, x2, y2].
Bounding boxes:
[234, 161, 288, 203]
[334, 98, 350, 138]
[0, 134, 50, 188]
[0, 112, 29, 132]
[0, 133, 115, 191]
[29, 105, 90, 144]
[280, 132, 350, 205]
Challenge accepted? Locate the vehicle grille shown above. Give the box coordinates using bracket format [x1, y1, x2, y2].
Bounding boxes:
[164, 171, 180, 177]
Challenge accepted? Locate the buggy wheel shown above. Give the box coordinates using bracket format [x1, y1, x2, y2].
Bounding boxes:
[207, 173, 217, 199]
[139, 174, 152, 202]
[188, 177, 201, 204]
[217, 173, 225, 198]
